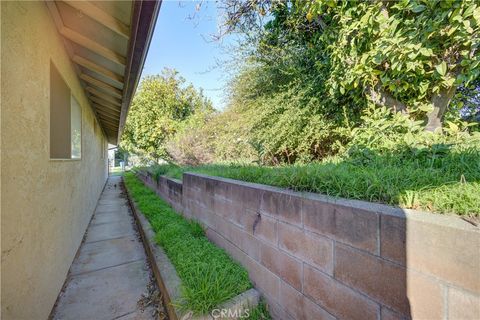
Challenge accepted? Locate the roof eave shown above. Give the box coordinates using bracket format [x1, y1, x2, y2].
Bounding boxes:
[116, 0, 162, 145]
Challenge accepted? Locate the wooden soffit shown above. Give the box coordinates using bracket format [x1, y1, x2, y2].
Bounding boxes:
[46, 0, 161, 144]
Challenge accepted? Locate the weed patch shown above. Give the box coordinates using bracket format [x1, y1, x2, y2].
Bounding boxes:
[124, 173, 252, 314]
[149, 154, 479, 217]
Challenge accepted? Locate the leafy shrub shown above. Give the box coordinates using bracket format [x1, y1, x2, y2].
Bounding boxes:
[249, 90, 352, 164]
[148, 107, 480, 216]
[165, 111, 217, 165]
[345, 106, 480, 164]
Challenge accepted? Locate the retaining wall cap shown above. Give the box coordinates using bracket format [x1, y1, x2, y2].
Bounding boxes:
[158, 175, 183, 185]
[183, 172, 479, 233]
[218, 288, 260, 310]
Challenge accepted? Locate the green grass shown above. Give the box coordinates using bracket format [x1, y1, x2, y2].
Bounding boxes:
[110, 166, 125, 176]
[149, 151, 480, 217]
[123, 173, 253, 314]
[247, 300, 271, 320]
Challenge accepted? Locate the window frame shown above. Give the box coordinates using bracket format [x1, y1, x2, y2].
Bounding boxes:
[70, 94, 82, 160]
[49, 62, 83, 161]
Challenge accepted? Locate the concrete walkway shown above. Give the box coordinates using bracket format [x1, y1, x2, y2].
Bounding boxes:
[51, 176, 162, 320]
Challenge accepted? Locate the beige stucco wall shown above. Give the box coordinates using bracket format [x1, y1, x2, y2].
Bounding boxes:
[1, 2, 108, 319]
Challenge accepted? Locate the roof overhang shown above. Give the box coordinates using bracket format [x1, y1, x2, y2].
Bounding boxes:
[46, 0, 161, 145]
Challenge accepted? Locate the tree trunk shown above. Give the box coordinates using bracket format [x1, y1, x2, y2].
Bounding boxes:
[425, 85, 457, 132]
[366, 84, 407, 113]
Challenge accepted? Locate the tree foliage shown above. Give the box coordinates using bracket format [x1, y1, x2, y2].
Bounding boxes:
[123, 1, 479, 166]
[222, 0, 479, 128]
[187, 0, 479, 164]
[121, 69, 214, 161]
[301, 0, 480, 131]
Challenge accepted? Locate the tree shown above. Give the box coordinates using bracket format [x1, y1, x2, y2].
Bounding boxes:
[220, 0, 479, 131]
[301, 0, 479, 131]
[120, 69, 214, 161]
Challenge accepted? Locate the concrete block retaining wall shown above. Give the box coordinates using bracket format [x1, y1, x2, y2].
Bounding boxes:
[138, 171, 183, 213]
[138, 171, 480, 320]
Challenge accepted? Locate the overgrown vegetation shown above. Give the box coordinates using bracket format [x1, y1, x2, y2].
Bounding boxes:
[122, 1, 478, 165]
[149, 108, 480, 216]
[121, 69, 214, 162]
[151, 159, 480, 217]
[247, 300, 271, 320]
[124, 1, 479, 216]
[124, 173, 252, 314]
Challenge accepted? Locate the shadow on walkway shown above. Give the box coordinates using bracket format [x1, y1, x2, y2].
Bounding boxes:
[50, 176, 165, 320]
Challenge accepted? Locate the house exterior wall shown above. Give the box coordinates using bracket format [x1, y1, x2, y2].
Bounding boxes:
[139, 172, 480, 320]
[1, 2, 108, 319]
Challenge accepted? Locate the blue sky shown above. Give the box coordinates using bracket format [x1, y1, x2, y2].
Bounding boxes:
[141, 1, 231, 110]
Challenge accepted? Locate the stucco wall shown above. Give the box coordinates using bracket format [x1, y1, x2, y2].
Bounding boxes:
[1, 2, 108, 319]
[139, 171, 480, 320]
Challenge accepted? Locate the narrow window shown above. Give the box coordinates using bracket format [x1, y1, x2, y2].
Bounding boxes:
[70, 95, 82, 159]
[50, 62, 82, 159]
[95, 120, 105, 159]
[50, 63, 70, 159]
[101, 136, 106, 159]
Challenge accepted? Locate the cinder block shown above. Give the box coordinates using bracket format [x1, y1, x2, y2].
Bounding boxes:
[243, 209, 277, 246]
[182, 173, 194, 186]
[212, 180, 231, 200]
[406, 271, 444, 320]
[193, 205, 215, 228]
[263, 296, 294, 320]
[278, 280, 303, 319]
[278, 222, 333, 275]
[228, 183, 262, 210]
[204, 178, 218, 197]
[188, 187, 201, 204]
[153, 173, 480, 320]
[245, 257, 281, 302]
[261, 190, 302, 227]
[208, 227, 281, 303]
[279, 280, 335, 320]
[225, 201, 246, 228]
[303, 199, 378, 254]
[207, 228, 234, 253]
[183, 198, 193, 212]
[448, 287, 480, 320]
[217, 216, 234, 237]
[182, 186, 194, 199]
[212, 196, 233, 219]
[335, 243, 408, 313]
[304, 263, 379, 320]
[380, 307, 405, 320]
[260, 243, 303, 291]
[405, 217, 479, 294]
[302, 295, 336, 320]
[215, 218, 260, 261]
[334, 244, 443, 318]
[237, 226, 261, 261]
[380, 214, 406, 265]
[206, 228, 246, 266]
[194, 191, 213, 210]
